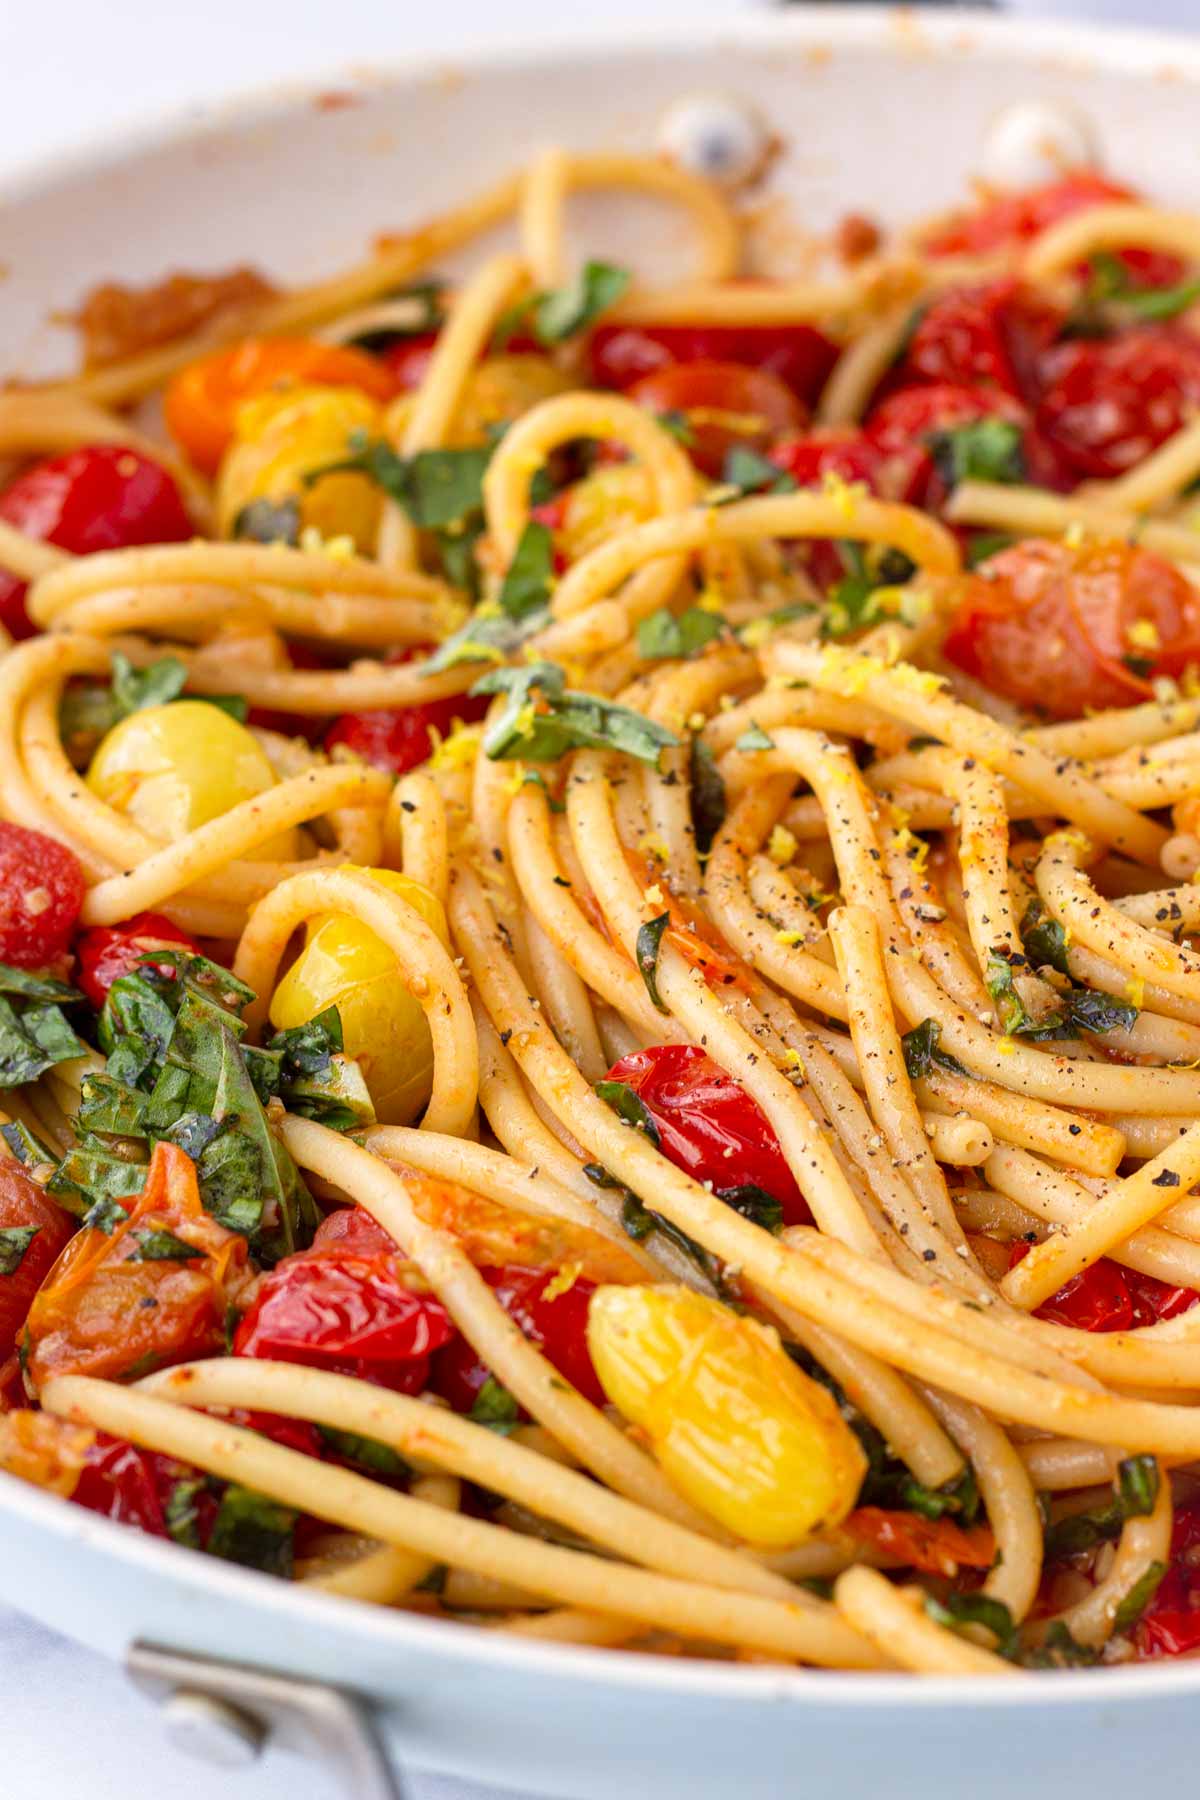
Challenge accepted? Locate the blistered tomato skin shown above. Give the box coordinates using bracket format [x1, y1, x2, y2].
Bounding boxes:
[86, 699, 297, 857]
[604, 1044, 808, 1225]
[628, 359, 805, 477]
[0, 445, 193, 639]
[0, 1163, 75, 1355]
[268, 867, 448, 1124]
[944, 538, 1200, 719]
[325, 648, 489, 778]
[432, 1266, 604, 1410]
[587, 1285, 866, 1547]
[1035, 328, 1200, 481]
[0, 821, 86, 969]
[590, 323, 838, 405]
[75, 911, 201, 1010]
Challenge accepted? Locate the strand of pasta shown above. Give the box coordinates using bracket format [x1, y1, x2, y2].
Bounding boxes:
[302, 1474, 459, 1603]
[41, 1376, 881, 1668]
[140, 1360, 799, 1602]
[1035, 830, 1200, 1005]
[1021, 203, 1200, 281]
[834, 1568, 1019, 1676]
[945, 479, 1200, 569]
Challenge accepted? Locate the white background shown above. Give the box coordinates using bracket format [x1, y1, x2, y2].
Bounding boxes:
[0, 1, 1196, 1798]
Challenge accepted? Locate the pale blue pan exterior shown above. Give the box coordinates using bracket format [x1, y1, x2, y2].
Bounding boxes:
[3, 11, 1200, 1794]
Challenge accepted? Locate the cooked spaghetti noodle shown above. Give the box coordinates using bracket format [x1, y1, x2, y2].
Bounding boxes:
[2, 149, 1200, 1677]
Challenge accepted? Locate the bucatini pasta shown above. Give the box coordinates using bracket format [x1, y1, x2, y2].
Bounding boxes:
[5, 149, 1200, 1676]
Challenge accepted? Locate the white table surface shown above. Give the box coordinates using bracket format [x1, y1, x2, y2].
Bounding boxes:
[0, 1, 1196, 1797]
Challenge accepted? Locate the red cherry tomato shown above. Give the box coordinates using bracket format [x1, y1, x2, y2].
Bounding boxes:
[1134, 1501, 1200, 1658]
[590, 323, 838, 406]
[432, 1265, 603, 1410]
[324, 646, 490, 776]
[1008, 1240, 1199, 1332]
[379, 330, 441, 392]
[603, 1044, 809, 1226]
[24, 1143, 249, 1390]
[233, 1211, 456, 1393]
[943, 538, 1200, 720]
[1035, 327, 1200, 481]
[0, 1162, 75, 1357]
[843, 1507, 996, 1577]
[0, 821, 85, 969]
[863, 382, 1034, 508]
[0, 446, 193, 639]
[768, 428, 882, 492]
[925, 171, 1185, 289]
[74, 911, 201, 1010]
[72, 1436, 194, 1537]
[897, 281, 1062, 403]
[627, 360, 806, 478]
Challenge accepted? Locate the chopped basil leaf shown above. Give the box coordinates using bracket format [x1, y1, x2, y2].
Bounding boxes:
[468, 1376, 522, 1435]
[165, 1476, 208, 1550]
[0, 964, 80, 1003]
[582, 1161, 623, 1189]
[206, 1484, 297, 1577]
[267, 1006, 343, 1075]
[595, 1079, 660, 1146]
[1019, 899, 1072, 977]
[900, 1018, 968, 1080]
[1072, 254, 1200, 332]
[635, 913, 670, 1012]
[720, 446, 798, 499]
[532, 261, 630, 344]
[129, 1229, 201, 1263]
[496, 521, 554, 620]
[0, 1225, 38, 1277]
[349, 279, 446, 348]
[1020, 1620, 1100, 1670]
[985, 950, 1028, 1036]
[471, 662, 677, 768]
[321, 437, 491, 530]
[620, 1192, 725, 1293]
[656, 410, 695, 447]
[111, 652, 188, 718]
[823, 569, 887, 639]
[232, 498, 302, 545]
[82, 1193, 131, 1235]
[715, 1184, 784, 1234]
[1044, 1456, 1160, 1558]
[689, 738, 726, 858]
[1113, 1560, 1167, 1634]
[421, 600, 551, 674]
[0, 993, 86, 1088]
[735, 723, 775, 753]
[637, 606, 725, 661]
[925, 1592, 1018, 1658]
[927, 418, 1025, 491]
[319, 1426, 410, 1479]
[1119, 1454, 1160, 1518]
[0, 1119, 56, 1169]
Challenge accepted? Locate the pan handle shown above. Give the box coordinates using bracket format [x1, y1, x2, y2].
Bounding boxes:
[127, 1641, 407, 1799]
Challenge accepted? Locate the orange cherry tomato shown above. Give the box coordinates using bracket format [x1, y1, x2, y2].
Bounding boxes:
[628, 359, 805, 477]
[843, 1507, 996, 1577]
[943, 538, 1200, 720]
[24, 1142, 250, 1389]
[163, 336, 398, 475]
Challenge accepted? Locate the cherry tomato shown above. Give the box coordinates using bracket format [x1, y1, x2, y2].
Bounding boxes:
[233, 1208, 455, 1392]
[627, 360, 806, 478]
[24, 1143, 249, 1390]
[0, 1163, 74, 1358]
[864, 382, 1036, 508]
[943, 538, 1200, 720]
[324, 647, 489, 777]
[164, 337, 398, 476]
[768, 428, 882, 492]
[0, 445, 193, 639]
[590, 323, 838, 406]
[431, 1265, 603, 1410]
[925, 171, 1185, 289]
[73, 1436, 196, 1537]
[1008, 1240, 1199, 1332]
[897, 281, 1062, 403]
[379, 330, 440, 392]
[1134, 1501, 1200, 1658]
[1035, 327, 1200, 481]
[603, 1044, 809, 1226]
[843, 1507, 996, 1577]
[0, 821, 85, 970]
[74, 911, 201, 1011]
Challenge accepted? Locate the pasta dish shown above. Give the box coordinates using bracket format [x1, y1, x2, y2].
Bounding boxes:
[2, 146, 1200, 1676]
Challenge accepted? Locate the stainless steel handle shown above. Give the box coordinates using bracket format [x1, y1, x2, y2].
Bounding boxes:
[127, 1641, 407, 1799]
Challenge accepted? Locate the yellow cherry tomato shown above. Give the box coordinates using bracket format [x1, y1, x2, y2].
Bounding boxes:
[268, 868, 448, 1125]
[587, 1284, 866, 1547]
[216, 384, 383, 550]
[87, 701, 298, 859]
[559, 463, 656, 562]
